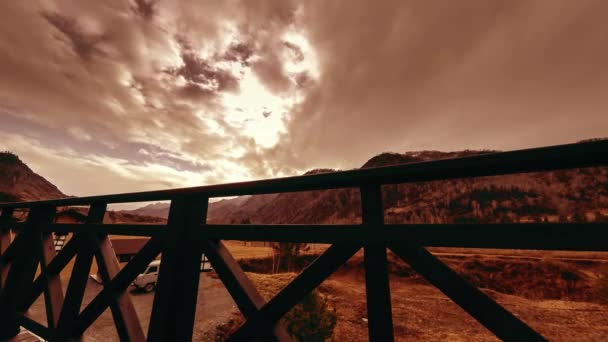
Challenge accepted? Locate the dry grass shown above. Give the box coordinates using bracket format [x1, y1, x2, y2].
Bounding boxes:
[429, 247, 608, 262]
[321, 275, 608, 341]
[224, 241, 273, 259]
[24, 240, 608, 341]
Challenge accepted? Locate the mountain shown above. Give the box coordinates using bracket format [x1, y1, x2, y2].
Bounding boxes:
[0, 152, 166, 224]
[124, 148, 608, 225]
[122, 202, 171, 218]
[0, 151, 66, 202]
[4, 146, 606, 225]
[361, 150, 497, 168]
[192, 150, 608, 225]
[122, 194, 280, 223]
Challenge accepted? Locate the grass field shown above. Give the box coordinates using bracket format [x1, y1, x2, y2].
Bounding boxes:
[20, 237, 608, 341]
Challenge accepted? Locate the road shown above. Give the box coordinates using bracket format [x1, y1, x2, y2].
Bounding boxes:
[26, 272, 236, 341]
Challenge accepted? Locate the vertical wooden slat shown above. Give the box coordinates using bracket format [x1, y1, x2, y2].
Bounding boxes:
[93, 242, 129, 341]
[20, 237, 79, 312]
[39, 229, 64, 331]
[148, 196, 206, 342]
[360, 183, 394, 342]
[0, 207, 14, 289]
[0, 206, 55, 340]
[54, 203, 106, 341]
[74, 237, 163, 337]
[93, 230, 145, 342]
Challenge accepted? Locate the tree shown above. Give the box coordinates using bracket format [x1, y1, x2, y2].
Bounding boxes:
[271, 242, 310, 273]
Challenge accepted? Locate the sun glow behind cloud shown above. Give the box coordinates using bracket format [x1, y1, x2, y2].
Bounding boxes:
[219, 31, 319, 149]
[221, 70, 290, 148]
[3, 1, 605, 202]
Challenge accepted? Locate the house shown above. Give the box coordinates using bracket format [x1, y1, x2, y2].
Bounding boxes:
[110, 238, 150, 262]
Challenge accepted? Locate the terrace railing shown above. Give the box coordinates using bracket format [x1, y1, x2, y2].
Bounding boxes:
[0, 140, 607, 341]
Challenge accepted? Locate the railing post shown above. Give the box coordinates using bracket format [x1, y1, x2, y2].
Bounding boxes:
[39, 214, 66, 332]
[54, 203, 106, 341]
[360, 183, 394, 342]
[148, 195, 207, 342]
[0, 207, 15, 289]
[0, 206, 55, 340]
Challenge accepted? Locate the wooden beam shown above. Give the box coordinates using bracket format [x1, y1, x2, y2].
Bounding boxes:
[20, 315, 51, 340]
[201, 239, 292, 342]
[74, 236, 162, 336]
[38, 229, 64, 331]
[20, 237, 79, 312]
[93, 240, 129, 342]
[361, 184, 394, 342]
[0, 208, 14, 289]
[93, 226, 146, 341]
[54, 204, 106, 341]
[227, 243, 361, 341]
[0, 140, 606, 208]
[45, 223, 166, 237]
[200, 223, 608, 251]
[148, 196, 206, 342]
[0, 206, 55, 340]
[389, 243, 546, 341]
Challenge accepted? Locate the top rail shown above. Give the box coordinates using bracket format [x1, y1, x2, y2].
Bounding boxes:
[1, 140, 607, 209]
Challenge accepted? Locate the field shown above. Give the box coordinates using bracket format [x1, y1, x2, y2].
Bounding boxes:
[22, 242, 608, 341]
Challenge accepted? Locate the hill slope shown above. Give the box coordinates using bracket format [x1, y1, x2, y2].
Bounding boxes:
[0, 151, 66, 202]
[202, 150, 608, 224]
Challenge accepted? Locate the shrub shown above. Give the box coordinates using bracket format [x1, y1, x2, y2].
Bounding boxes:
[284, 290, 337, 342]
[215, 274, 337, 341]
[596, 271, 608, 304]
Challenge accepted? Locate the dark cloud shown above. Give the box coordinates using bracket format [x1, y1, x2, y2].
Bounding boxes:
[171, 49, 240, 92]
[222, 43, 254, 66]
[132, 0, 158, 19]
[265, 0, 608, 169]
[42, 12, 108, 61]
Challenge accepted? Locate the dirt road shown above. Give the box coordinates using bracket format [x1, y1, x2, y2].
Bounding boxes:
[26, 272, 236, 341]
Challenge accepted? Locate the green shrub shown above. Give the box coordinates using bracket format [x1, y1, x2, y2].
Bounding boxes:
[215, 289, 337, 341]
[284, 290, 337, 341]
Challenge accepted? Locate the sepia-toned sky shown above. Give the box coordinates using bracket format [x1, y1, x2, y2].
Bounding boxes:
[1, 0, 607, 197]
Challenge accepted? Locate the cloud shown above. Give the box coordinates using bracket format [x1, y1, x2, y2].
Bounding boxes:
[265, 0, 608, 169]
[1, 0, 607, 198]
[42, 12, 109, 61]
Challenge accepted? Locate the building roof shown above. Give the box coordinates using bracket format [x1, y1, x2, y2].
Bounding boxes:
[110, 238, 149, 256]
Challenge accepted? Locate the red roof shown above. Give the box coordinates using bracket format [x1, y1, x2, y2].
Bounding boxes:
[110, 238, 149, 256]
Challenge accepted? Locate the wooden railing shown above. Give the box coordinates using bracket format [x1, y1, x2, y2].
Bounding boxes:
[1, 140, 607, 341]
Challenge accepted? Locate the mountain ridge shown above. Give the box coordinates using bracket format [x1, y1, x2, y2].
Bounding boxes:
[2, 146, 607, 225]
[0, 151, 66, 202]
[122, 147, 608, 225]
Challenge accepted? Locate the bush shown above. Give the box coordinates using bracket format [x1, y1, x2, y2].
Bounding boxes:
[215, 276, 337, 341]
[596, 271, 608, 304]
[284, 290, 337, 341]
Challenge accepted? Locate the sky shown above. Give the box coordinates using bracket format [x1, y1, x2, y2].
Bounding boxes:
[1, 0, 607, 198]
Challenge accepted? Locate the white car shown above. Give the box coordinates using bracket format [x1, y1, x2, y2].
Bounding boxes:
[132, 254, 212, 292]
[133, 260, 161, 292]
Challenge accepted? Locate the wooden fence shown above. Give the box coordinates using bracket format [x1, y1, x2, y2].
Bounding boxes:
[1, 140, 607, 341]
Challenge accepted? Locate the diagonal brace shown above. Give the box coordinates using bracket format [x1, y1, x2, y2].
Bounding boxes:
[389, 243, 546, 342]
[227, 243, 361, 341]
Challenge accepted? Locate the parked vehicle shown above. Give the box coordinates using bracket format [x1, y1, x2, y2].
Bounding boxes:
[133, 260, 161, 292]
[132, 254, 212, 292]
